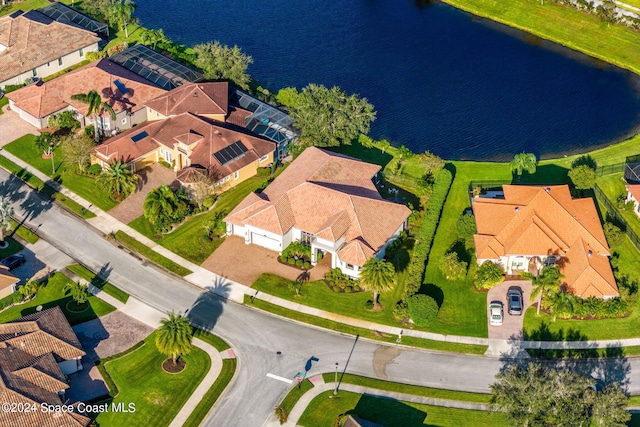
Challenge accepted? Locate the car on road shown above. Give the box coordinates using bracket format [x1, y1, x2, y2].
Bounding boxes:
[507, 287, 523, 315]
[1, 254, 26, 270]
[489, 301, 503, 326]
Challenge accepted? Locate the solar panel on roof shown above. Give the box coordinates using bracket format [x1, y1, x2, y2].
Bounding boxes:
[113, 79, 129, 94]
[131, 131, 148, 143]
[213, 141, 248, 165]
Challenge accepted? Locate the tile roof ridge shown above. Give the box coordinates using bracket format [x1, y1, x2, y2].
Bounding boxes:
[531, 214, 569, 251]
[347, 195, 364, 240]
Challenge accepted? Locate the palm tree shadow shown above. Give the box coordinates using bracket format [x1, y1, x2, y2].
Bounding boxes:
[186, 274, 231, 331]
[0, 170, 54, 221]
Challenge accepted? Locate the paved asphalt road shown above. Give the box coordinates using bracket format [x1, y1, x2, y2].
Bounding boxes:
[1, 169, 637, 426]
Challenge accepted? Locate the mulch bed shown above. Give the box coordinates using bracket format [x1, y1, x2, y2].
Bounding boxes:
[162, 358, 186, 374]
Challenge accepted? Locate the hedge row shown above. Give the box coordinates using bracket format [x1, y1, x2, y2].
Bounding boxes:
[404, 169, 453, 297]
[0, 292, 21, 311]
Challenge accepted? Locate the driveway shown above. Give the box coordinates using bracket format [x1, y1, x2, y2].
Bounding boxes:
[67, 310, 154, 402]
[0, 103, 39, 146]
[108, 164, 178, 224]
[201, 236, 330, 286]
[487, 279, 532, 340]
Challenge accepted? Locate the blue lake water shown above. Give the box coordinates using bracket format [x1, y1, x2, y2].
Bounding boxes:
[133, 0, 640, 160]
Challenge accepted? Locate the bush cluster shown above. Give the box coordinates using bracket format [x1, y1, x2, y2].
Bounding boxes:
[474, 261, 505, 290]
[0, 292, 21, 311]
[256, 167, 271, 177]
[325, 268, 358, 291]
[407, 294, 439, 326]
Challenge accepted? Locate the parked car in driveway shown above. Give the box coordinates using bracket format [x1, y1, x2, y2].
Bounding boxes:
[489, 301, 503, 326]
[1, 254, 26, 270]
[507, 287, 523, 315]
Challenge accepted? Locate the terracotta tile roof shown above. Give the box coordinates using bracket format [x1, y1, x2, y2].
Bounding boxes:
[145, 82, 229, 117]
[226, 106, 251, 127]
[7, 58, 166, 120]
[0, 307, 90, 427]
[226, 147, 410, 266]
[628, 184, 640, 203]
[337, 238, 375, 266]
[562, 238, 619, 298]
[95, 112, 275, 178]
[0, 10, 101, 84]
[473, 185, 618, 297]
[0, 265, 19, 291]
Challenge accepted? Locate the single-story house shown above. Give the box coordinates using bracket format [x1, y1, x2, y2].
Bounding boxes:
[224, 147, 411, 278]
[0, 10, 100, 89]
[626, 184, 640, 218]
[0, 265, 19, 299]
[93, 111, 275, 187]
[7, 58, 166, 131]
[473, 185, 618, 299]
[0, 306, 89, 427]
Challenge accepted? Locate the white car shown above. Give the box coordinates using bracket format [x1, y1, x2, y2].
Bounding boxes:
[489, 301, 503, 326]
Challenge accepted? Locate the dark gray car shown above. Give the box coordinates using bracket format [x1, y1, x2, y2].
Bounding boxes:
[1, 254, 26, 270]
[507, 287, 523, 315]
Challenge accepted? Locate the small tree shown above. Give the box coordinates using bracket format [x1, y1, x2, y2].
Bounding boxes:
[188, 169, 216, 210]
[47, 111, 79, 130]
[397, 145, 413, 161]
[597, 0, 618, 25]
[456, 214, 477, 243]
[531, 265, 563, 316]
[588, 384, 631, 427]
[274, 405, 288, 424]
[155, 312, 193, 365]
[474, 261, 504, 289]
[34, 132, 56, 157]
[417, 150, 445, 175]
[407, 294, 438, 326]
[275, 87, 300, 110]
[439, 252, 467, 280]
[568, 164, 596, 191]
[108, 0, 135, 39]
[98, 160, 138, 201]
[0, 197, 13, 247]
[19, 280, 39, 301]
[604, 222, 625, 249]
[193, 41, 253, 90]
[64, 281, 90, 306]
[61, 132, 96, 172]
[359, 258, 395, 310]
[140, 28, 167, 49]
[509, 152, 537, 177]
[70, 90, 116, 142]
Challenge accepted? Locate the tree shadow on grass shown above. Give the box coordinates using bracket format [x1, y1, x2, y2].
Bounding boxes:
[90, 262, 114, 291]
[519, 164, 569, 185]
[420, 283, 444, 308]
[348, 394, 426, 427]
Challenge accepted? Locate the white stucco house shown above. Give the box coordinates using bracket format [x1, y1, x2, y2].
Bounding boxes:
[626, 184, 640, 218]
[224, 147, 411, 278]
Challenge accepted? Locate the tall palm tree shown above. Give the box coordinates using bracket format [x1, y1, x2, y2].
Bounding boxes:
[143, 185, 179, 226]
[98, 160, 137, 201]
[530, 265, 563, 316]
[509, 152, 537, 177]
[0, 197, 13, 248]
[359, 258, 395, 310]
[70, 90, 116, 142]
[140, 28, 166, 50]
[109, 0, 135, 39]
[155, 312, 193, 365]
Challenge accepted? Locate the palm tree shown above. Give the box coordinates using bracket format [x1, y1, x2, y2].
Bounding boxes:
[34, 132, 56, 157]
[140, 28, 166, 49]
[109, 0, 135, 39]
[64, 281, 90, 306]
[359, 258, 395, 310]
[0, 197, 13, 248]
[397, 144, 413, 161]
[143, 185, 179, 226]
[155, 312, 193, 365]
[70, 90, 116, 142]
[98, 160, 137, 201]
[530, 265, 563, 316]
[378, 139, 390, 154]
[509, 152, 537, 177]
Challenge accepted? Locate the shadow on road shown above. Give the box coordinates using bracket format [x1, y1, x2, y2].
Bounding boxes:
[187, 274, 231, 331]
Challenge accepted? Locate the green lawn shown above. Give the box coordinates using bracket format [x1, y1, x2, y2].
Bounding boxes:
[66, 264, 129, 304]
[0, 272, 115, 325]
[4, 135, 117, 211]
[597, 173, 640, 238]
[0, 97, 8, 115]
[0, 237, 23, 259]
[298, 390, 506, 427]
[129, 175, 273, 264]
[0, 0, 74, 17]
[113, 231, 192, 276]
[442, 0, 640, 76]
[94, 332, 211, 427]
[8, 218, 39, 244]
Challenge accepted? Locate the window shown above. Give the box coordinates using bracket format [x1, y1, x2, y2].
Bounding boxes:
[165, 151, 172, 163]
[58, 57, 63, 66]
[47, 62, 51, 68]
[156, 112, 160, 117]
[346, 263, 354, 269]
[32, 69, 38, 77]
[234, 171, 239, 180]
[225, 175, 230, 182]
[79, 48, 84, 57]
[259, 154, 269, 162]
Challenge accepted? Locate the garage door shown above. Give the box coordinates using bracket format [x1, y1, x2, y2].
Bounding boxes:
[251, 233, 280, 251]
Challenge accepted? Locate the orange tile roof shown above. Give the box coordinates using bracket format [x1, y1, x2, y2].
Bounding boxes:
[628, 184, 640, 203]
[0, 10, 100, 84]
[7, 58, 166, 120]
[145, 82, 229, 117]
[473, 185, 617, 298]
[226, 147, 410, 266]
[0, 265, 19, 291]
[94, 112, 275, 177]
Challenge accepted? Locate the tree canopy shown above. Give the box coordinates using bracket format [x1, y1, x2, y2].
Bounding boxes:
[155, 312, 193, 364]
[193, 41, 253, 90]
[568, 164, 596, 190]
[98, 160, 137, 201]
[359, 258, 395, 310]
[0, 196, 13, 246]
[287, 84, 376, 148]
[509, 152, 537, 176]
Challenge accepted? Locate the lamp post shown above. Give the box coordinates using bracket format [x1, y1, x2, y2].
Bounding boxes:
[334, 363, 339, 395]
[49, 142, 55, 175]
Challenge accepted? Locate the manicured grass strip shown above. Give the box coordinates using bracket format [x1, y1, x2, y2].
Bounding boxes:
[0, 237, 24, 258]
[324, 373, 492, 404]
[0, 272, 115, 325]
[9, 218, 39, 244]
[298, 390, 507, 427]
[442, 0, 640, 76]
[245, 295, 487, 355]
[182, 358, 237, 427]
[66, 264, 129, 304]
[193, 328, 231, 351]
[95, 340, 146, 398]
[113, 231, 193, 276]
[0, 154, 95, 219]
[279, 379, 314, 415]
[94, 331, 211, 427]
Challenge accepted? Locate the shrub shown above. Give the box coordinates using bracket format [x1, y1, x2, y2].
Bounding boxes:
[85, 51, 107, 61]
[0, 292, 19, 311]
[84, 125, 95, 138]
[303, 261, 310, 269]
[568, 164, 596, 190]
[282, 241, 311, 259]
[407, 294, 439, 327]
[202, 196, 216, 208]
[344, 286, 352, 293]
[87, 164, 102, 175]
[256, 167, 271, 176]
[365, 300, 374, 309]
[474, 261, 504, 290]
[393, 300, 408, 320]
[456, 214, 477, 242]
[288, 258, 295, 265]
[4, 84, 24, 93]
[439, 251, 468, 280]
[295, 259, 303, 267]
[353, 284, 360, 291]
[107, 44, 127, 56]
[604, 222, 625, 248]
[333, 285, 342, 293]
[160, 160, 172, 169]
[317, 252, 323, 262]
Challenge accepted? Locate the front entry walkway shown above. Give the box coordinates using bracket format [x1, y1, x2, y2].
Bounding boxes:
[108, 164, 178, 224]
[202, 236, 330, 286]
